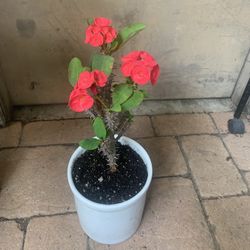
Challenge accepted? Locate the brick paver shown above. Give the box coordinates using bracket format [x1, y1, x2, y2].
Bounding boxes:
[24, 214, 87, 250]
[210, 112, 233, 133]
[223, 133, 250, 171]
[126, 116, 154, 138]
[0, 122, 22, 148]
[21, 119, 93, 146]
[0, 146, 75, 218]
[181, 135, 247, 198]
[151, 114, 216, 136]
[139, 137, 187, 177]
[0, 221, 23, 250]
[89, 179, 214, 250]
[204, 196, 250, 250]
[244, 172, 250, 188]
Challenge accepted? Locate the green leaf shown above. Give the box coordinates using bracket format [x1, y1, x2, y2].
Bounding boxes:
[119, 23, 145, 43]
[121, 90, 144, 110]
[87, 18, 94, 25]
[68, 57, 84, 87]
[112, 83, 133, 105]
[93, 117, 107, 139]
[141, 89, 149, 98]
[110, 103, 122, 112]
[110, 23, 145, 52]
[79, 138, 101, 150]
[91, 54, 114, 75]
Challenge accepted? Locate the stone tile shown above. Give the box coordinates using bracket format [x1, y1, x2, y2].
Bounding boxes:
[126, 116, 154, 138]
[244, 172, 250, 188]
[211, 112, 250, 134]
[204, 196, 250, 250]
[24, 214, 87, 250]
[0, 221, 23, 250]
[181, 135, 247, 198]
[138, 137, 187, 177]
[0, 122, 22, 148]
[21, 119, 93, 146]
[0, 146, 75, 218]
[210, 112, 233, 133]
[89, 178, 214, 250]
[151, 114, 216, 136]
[223, 133, 250, 171]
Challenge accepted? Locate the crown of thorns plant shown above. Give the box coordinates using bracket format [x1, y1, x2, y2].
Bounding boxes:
[68, 17, 160, 172]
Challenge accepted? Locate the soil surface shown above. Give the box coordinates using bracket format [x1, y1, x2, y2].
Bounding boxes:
[72, 143, 148, 204]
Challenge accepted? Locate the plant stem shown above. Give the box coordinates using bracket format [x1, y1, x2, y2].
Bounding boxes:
[95, 95, 109, 109]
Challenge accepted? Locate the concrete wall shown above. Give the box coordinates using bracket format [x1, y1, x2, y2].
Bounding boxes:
[0, 0, 250, 105]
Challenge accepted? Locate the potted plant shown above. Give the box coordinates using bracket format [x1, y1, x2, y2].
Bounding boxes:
[67, 17, 160, 244]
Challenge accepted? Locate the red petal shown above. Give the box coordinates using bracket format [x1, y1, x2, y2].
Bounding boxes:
[94, 17, 112, 27]
[150, 64, 160, 85]
[69, 88, 94, 112]
[131, 65, 151, 85]
[77, 71, 94, 89]
[93, 70, 108, 87]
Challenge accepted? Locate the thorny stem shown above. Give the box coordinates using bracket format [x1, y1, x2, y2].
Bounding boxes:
[94, 95, 109, 109]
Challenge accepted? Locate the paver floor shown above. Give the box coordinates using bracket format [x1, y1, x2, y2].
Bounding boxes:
[0, 113, 250, 250]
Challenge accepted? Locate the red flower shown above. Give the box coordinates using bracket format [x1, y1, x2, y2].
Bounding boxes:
[94, 17, 112, 27]
[121, 51, 141, 64]
[101, 26, 117, 43]
[85, 17, 117, 47]
[131, 65, 151, 85]
[93, 70, 108, 87]
[77, 71, 94, 89]
[120, 51, 160, 85]
[121, 61, 137, 77]
[68, 88, 94, 112]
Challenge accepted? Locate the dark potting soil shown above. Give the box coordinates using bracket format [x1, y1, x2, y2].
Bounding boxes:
[72, 143, 148, 204]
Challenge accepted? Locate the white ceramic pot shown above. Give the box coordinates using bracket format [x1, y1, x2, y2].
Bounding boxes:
[67, 136, 153, 244]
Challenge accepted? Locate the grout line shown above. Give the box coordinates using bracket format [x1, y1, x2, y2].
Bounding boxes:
[18, 116, 89, 124]
[0, 143, 78, 151]
[148, 115, 157, 136]
[16, 218, 29, 250]
[202, 193, 248, 201]
[1, 133, 235, 152]
[153, 173, 191, 180]
[0, 211, 77, 223]
[177, 136, 221, 250]
[208, 113, 250, 195]
[12, 112, 235, 123]
[86, 236, 91, 250]
[17, 121, 24, 147]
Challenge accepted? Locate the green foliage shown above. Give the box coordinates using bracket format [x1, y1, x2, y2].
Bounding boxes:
[110, 103, 122, 112]
[87, 18, 94, 25]
[110, 23, 146, 52]
[112, 83, 133, 105]
[122, 90, 144, 110]
[79, 138, 101, 150]
[140, 89, 149, 98]
[91, 54, 114, 75]
[93, 117, 107, 139]
[68, 57, 90, 87]
[119, 23, 146, 44]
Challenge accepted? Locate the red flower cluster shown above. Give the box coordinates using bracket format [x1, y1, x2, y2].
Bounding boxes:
[121, 51, 160, 85]
[85, 17, 117, 47]
[69, 70, 107, 112]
